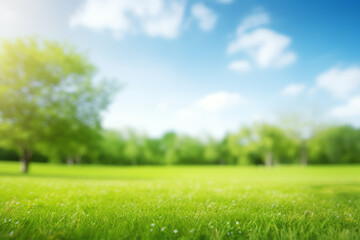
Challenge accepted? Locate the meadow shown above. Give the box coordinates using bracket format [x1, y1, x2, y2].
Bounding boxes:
[0, 162, 359, 240]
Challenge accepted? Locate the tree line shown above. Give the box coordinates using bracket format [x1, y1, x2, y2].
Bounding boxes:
[75, 124, 360, 166]
[1, 124, 360, 167]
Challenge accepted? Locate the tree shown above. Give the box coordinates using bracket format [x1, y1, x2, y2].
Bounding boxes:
[255, 124, 299, 166]
[203, 137, 221, 164]
[279, 115, 319, 166]
[95, 130, 127, 165]
[223, 126, 253, 165]
[141, 137, 165, 165]
[224, 124, 297, 167]
[176, 135, 204, 164]
[0, 38, 116, 173]
[308, 125, 360, 164]
[122, 129, 143, 165]
[161, 132, 179, 165]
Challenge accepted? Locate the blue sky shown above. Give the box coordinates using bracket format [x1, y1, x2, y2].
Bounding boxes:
[1, 0, 360, 137]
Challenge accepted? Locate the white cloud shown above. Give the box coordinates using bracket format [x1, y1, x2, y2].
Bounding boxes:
[236, 12, 269, 35]
[70, 0, 186, 39]
[282, 84, 305, 96]
[175, 108, 197, 120]
[228, 60, 252, 73]
[196, 91, 248, 111]
[156, 102, 169, 111]
[175, 91, 247, 119]
[331, 96, 360, 117]
[173, 91, 249, 137]
[0, 5, 19, 22]
[191, 3, 217, 31]
[228, 28, 296, 68]
[227, 11, 296, 69]
[315, 67, 360, 99]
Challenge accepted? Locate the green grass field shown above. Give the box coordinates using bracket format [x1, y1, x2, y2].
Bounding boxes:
[0, 162, 359, 240]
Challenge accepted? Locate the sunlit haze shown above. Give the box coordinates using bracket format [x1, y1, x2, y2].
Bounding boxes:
[1, 0, 360, 137]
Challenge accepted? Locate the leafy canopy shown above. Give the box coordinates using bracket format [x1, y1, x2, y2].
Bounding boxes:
[0, 37, 116, 159]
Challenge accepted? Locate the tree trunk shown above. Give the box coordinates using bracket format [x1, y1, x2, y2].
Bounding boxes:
[300, 142, 308, 166]
[265, 151, 272, 167]
[20, 150, 32, 174]
[75, 155, 82, 164]
[67, 157, 74, 165]
[132, 158, 137, 165]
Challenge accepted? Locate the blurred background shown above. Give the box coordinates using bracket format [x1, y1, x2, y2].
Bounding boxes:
[0, 0, 360, 171]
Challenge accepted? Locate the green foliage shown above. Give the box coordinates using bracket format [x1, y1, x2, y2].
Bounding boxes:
[0, 148, 18, 161]
[96, 130, 126, 164]
[224, 124, 298, 166]
[161, 132, 179, 165]
[203, 138, 221, 164]
[308, 125, 360, 164]
[2, 121, 360, 167]
[0, 38, 116, 171]
[176, 136, 204, 164]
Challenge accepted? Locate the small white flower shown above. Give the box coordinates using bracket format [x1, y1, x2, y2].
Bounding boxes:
[173, 229, 178, 234]
[161, 227, 166, 231]
[189, 228, 195, 233]
[227, 222, 230, 225]
[151, 223, 155, 227]
[210, 226, 213, 228]
[236, 221, 239, 225]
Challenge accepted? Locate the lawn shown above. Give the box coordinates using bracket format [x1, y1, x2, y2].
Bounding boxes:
[0, 162, 359, 240]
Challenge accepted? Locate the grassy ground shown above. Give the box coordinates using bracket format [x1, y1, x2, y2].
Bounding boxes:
[0, 162, 359, 240]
